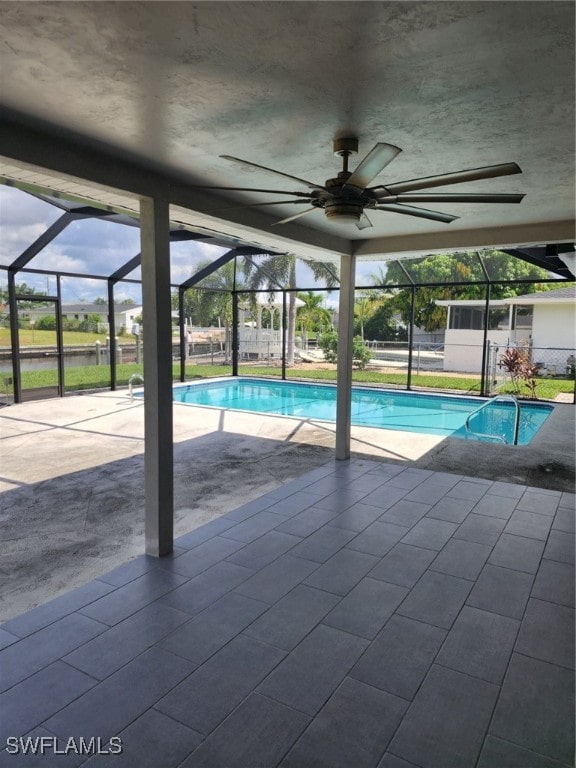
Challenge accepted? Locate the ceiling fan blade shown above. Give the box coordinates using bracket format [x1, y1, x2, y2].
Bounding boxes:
[356, 212, 373, 230]
[382, 193, 526, 204]
[374, 203, 458, 223]
[203, 200, 313, 213]
[345, 143, 402, 190]
[220, 155, 325, 190]
[271, 207, 318, 226]
[190, 185, 313, 197]
[378, 162, 522, 195]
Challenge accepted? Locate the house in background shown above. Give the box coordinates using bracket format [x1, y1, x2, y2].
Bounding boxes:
[436, 285, 576, 374]
[22, 303, 143, 334]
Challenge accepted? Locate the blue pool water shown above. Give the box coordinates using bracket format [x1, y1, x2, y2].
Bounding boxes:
[168, 377, 553, 445]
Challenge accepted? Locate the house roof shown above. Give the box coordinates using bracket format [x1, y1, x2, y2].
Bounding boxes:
[57, 303, 142, 314]
[436, 285, 575, 308]
[505, 285, 576, 304]
[435, 299, 508, 308]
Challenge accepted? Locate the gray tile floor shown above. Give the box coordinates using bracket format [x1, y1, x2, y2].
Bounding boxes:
[0, 459, 574, 767]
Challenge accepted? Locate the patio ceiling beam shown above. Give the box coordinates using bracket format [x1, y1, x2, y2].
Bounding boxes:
[0, 109, 350, 258]
[502, 245, 575, 280]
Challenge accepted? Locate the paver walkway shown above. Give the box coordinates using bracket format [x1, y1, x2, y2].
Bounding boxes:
[0, 459, 574, 767]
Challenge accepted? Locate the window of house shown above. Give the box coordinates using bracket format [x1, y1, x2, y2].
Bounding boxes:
[512, 305, 533, 330]
[488, 308, 509, 330]
[449, 306, 485, 330]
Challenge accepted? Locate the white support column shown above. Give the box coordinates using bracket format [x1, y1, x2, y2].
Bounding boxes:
[335, 253, 356, 460]
[140, 197, 174, 556]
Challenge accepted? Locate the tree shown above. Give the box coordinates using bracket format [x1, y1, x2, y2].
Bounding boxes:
[0, 282, 49, 308]
[242, 255, 339, 366]
[180, 260, 239, 363]
[383, 251, 551, 331]
[363, 301, 406, 341]
[296, 291, 332, 347]
[354, 290, 379, 341]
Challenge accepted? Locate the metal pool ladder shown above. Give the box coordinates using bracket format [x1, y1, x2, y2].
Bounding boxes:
[128, 373, 144, 400]
[464, 394, 521, 445]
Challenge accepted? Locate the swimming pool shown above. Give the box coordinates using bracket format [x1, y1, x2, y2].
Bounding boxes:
[167, 377, 553, 445]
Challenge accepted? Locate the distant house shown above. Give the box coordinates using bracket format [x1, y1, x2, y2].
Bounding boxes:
[24, 303, 143, 333]
[436, 286, 575, 373]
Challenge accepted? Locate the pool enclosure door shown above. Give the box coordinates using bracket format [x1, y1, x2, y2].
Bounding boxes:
[16, 297, 63, 401]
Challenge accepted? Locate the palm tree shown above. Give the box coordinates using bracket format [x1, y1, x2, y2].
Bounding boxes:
[354, 290, 379, 341]
[242, 254, 339, 365]
[296, 291, 333, 348]
[184, 259, 239, 363]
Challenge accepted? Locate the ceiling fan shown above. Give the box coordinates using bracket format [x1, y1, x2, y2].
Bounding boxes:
[197, 137, 524, 230]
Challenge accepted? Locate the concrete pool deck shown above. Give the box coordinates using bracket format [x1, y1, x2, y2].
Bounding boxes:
[0, 389, 574, 622]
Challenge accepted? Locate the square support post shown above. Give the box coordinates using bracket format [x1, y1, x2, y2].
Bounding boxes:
[140, 197, 174, 556]
[335, 253, 356, 460]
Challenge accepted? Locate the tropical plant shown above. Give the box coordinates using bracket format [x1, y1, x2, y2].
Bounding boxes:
[296, 291, 332, 347]
[179, 260, 240, 363]
[354, 290, 379, 341]
[242, 254, 339, 366]
[499, 346, 541, 398]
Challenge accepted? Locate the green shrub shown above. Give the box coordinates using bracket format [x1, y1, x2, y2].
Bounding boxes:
[318, 330, 372, 369]
[35, 315, 56, 330]
[317, 329, 338, 363]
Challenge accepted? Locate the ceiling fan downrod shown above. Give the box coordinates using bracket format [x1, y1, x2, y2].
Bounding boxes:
[325, 137, 364, 222]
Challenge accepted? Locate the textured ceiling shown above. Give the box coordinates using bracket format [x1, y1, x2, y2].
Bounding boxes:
[0, 1, 574, 262]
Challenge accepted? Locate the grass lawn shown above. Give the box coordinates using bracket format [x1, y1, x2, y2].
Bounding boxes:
[8, 361, 573, 402]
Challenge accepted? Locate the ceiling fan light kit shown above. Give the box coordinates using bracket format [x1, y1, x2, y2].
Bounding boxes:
[201, 137, 524, 230]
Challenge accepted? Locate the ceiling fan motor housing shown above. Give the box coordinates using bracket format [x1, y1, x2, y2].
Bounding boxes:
[324, 199, 364, 222]
[323, 170, 365, 221]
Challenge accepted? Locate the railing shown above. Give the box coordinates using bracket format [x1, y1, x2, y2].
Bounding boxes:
[128, 373, 144, 399]
[464, 394, 520, 445]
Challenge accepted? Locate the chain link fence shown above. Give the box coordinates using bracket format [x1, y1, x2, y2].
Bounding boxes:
[487, 342, 575, 401]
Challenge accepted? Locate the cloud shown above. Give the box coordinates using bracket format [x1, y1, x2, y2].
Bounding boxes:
[0, 187, 62, 265]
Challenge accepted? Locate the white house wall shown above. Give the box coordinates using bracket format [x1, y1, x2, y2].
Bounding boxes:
[532, 304, 576, 351]
[531, 304, 576, 369]
[443, 329, 512, 373]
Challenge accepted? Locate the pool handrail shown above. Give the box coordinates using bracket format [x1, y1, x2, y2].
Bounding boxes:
[464, 394, 520, 445]
[128, 373, 144, 400]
